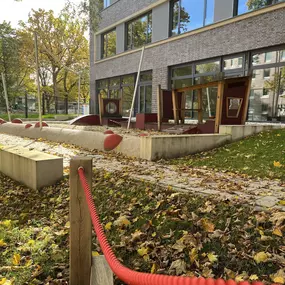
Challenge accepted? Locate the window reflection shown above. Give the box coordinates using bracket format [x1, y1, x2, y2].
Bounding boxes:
[102, 30, 116, 59]
[224, 57, 243, 70]
[127, 13, 152, 50]
[171, 0, 213, 36]
[237, 0, 274, 15]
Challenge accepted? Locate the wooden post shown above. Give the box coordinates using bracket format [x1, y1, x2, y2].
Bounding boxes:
[241, 77, 252, 125]
[181, 92, 186, 124]
[172, 90, 179, 124]
[91, 256, 114, 285]
[214, 81, 225, 133]
[197, 88, 203, 124]
[157, 85, 162, 131]
[70, 157, 92, 285]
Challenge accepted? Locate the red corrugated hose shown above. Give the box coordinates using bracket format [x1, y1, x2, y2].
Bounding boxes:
[77, 167, 269, 285]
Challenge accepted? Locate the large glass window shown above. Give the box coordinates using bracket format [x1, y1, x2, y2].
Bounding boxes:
[102, 30, 116, 59]
[235, 0, 282, 15]
[171, 0, 214, 36]
[96, 72, 152, 117]
[103, 0, 110, 9]
[138, 72, 152, 114]
[126, 13, 152, 50]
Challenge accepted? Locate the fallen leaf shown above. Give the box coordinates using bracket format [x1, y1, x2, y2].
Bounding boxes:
[12, 253, 21, 265]
[279, 200, 285, 206]
[169, 259, 186, 275]
[274, 161, 282, 168]
[207, 252, 218, 263]
[249, 274, 259, 281]
[200, 218, 215, 233]
[151, 263, 156, 274]
[0, 239, 7, 247]
[271, 270, 285, 284]
[114, 216, 131, 227]
[105, 222, 112, 230]
[137, 247, 148, 256]
[273, 227, 283, 237]
[92, 251, 100, 257]
[254, 251, 268, 263]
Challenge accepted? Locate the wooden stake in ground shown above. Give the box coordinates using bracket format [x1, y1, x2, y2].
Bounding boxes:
[70, 157, 92, 285]
[127, 46, 145, 130]
[1, 72, 11, 122]
[34, 32, 42, 129]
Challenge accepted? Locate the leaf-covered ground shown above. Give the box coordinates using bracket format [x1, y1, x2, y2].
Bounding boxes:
[0, 130, 285, 285]
[94, 170, 285, 285]
[171, 129, 285, 180]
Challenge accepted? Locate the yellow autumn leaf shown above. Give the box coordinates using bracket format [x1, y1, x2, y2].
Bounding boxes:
[273, 277, 285, 284]
[114, 216, 131, 227]
[249, 274, 259, 281]
[273, 161, 282, 168]
[271, 270, 285, 284]
[0, 278, 6, 285]
[64, 221, 70, 229]
[151, 263, 156, 274]
[105, 222, 112, 230]
[279, 200, 285, 206]
[254, 251, 268, 263]
[201, 218, 215, 233]
[190, 248, 198, 264]
[152, 232, 157, 237]
[92, 251, 100, 257]
[2, 220, 12, 228]
[207, 252, 218, 263]
[137, 247, 148, 256]
[273, 227, 283, 237]
[12, 253, 21, 265]
[0, 239, 7, 247]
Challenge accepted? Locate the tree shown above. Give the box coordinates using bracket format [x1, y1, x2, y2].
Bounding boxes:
[246, 0, 273, 10]
[0, 21, 34, 111]
[19, 5, 89, 114]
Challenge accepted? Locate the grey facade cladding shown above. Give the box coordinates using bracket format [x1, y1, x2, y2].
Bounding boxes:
[99, 0, 160, 30]
[91, 7, 285, 112]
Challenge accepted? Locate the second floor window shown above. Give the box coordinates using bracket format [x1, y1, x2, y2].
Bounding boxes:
[171, 0, 214, 36]
[234, 0, 283, 15]
[126, 12, 152, 50]
[102, 30, 116, 59]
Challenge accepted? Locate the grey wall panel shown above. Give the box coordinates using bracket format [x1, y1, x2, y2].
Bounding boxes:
[214, 0, 235, 22]
[116, 24, 125, 54]
[99, 0, 160, 30]
[96, 34, 102, 60]
[152, 2, 170, 42]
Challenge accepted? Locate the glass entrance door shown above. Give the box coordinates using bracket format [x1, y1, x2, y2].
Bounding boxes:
[138, 85, 152, 113]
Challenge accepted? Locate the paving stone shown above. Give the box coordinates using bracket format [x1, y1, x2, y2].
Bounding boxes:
[255, 196, 280, 208]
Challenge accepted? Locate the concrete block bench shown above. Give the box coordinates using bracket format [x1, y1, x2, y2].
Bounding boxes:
[0, 146, 63, 190]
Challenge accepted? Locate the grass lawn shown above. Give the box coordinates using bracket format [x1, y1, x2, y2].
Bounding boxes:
[171, 129, 285, 180]
[1, 168, 284, 284]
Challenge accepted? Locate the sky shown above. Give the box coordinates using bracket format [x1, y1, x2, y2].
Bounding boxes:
[0, 0, 82, 28]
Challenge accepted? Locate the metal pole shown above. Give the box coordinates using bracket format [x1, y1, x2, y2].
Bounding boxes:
[77, 74, 81, 116]
[34, 32, 42, 129]
[127, 46, 145, 130]
[1, 72, 11, 122]
[25, 92, 28, 118]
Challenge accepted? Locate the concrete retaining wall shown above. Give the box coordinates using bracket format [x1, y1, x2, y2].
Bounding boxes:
[0, 145, 63, 190]
[140, 134, 232, 160]
[0, 123, 141, 158]
[219, 125, 283, 141]
[0, 123, 283, 161]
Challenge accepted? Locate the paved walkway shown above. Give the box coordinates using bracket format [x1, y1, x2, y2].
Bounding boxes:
[0, 133, 284, 210]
